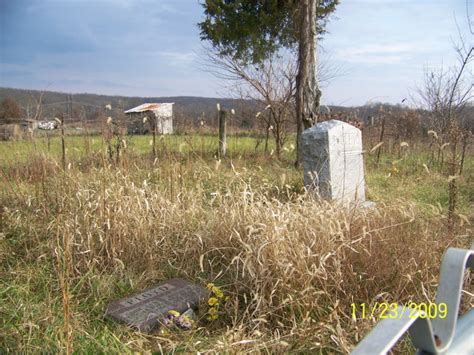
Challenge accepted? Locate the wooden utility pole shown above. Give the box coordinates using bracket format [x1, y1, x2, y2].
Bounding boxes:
[218, 109, 227, 158]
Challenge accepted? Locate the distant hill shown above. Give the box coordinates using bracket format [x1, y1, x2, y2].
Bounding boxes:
[5, 87, 471, 132]
[0, 87, 253, 126]
[0, 87, 402, 122]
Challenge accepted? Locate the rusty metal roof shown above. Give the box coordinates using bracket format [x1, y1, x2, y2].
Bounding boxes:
[124, 103, 174, 114]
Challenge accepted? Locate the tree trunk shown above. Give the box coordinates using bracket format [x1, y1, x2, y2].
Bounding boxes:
[275, 121, 281, 159]
[295, 120, 303, 167]
[295, 0, 321, 166]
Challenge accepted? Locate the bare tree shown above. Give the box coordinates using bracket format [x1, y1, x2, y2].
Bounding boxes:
[205, 49, 296, 159]
[26, 91, 45, 121]
[418, 4, 473, 136]
[418, 56, 473, 136]
[417, 6, 473, 235]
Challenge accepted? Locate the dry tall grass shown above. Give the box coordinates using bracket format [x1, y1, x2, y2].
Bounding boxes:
[2, 151, 471, 353]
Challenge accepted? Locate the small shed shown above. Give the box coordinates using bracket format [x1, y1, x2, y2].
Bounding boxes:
[124, 103, 174, 135]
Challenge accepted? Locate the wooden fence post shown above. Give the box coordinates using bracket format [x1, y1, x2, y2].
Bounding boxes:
[218, 110, 227, 158]
[376, 117, 385, 165]
[60, 115, 66, 170]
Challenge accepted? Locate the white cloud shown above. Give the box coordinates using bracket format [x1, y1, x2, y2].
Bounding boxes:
[344, 44, 418, 55]
[349, 0, 418, 3]
[158, 51, 197, 65]
[335, 43, 426, 64]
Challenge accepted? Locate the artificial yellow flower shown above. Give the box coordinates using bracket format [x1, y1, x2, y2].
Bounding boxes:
[168, 310, 180, 317]
[212, 286, 224, 299]
[208, 297, 219, 306]
[207, 313, 218, 321]
[207, 307, 219, 321]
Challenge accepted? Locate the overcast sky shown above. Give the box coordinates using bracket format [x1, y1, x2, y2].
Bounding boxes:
[0, 0, 471, 106]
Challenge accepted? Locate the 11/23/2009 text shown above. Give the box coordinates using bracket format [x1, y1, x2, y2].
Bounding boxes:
[351, 302, 447, 320]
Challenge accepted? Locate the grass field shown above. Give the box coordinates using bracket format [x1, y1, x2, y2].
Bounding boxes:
[0, 132, 280, 166]
[1, 132, 473, 353]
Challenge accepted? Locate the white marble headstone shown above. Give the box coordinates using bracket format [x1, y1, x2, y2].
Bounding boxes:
[302, 120, 366, 203]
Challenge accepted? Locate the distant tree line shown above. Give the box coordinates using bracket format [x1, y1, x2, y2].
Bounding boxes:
[1, 87, 472, 133]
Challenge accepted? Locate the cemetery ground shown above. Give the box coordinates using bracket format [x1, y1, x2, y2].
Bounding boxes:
[1, 132, 473, 353]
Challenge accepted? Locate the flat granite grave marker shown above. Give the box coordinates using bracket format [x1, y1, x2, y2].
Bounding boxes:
[106, 278, 208, 332]
[302, 120, 368, 204]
